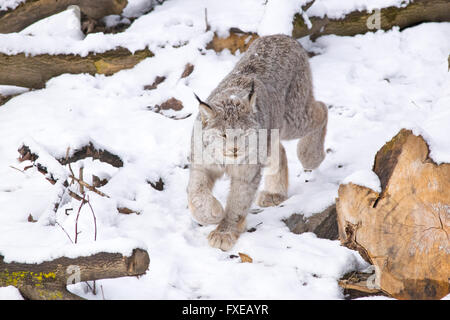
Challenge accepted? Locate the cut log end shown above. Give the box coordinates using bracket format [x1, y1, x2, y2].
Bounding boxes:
[337, 129, 450, 299]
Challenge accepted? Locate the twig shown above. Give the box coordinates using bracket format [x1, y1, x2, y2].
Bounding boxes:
[84, 281, 97, 295]
[301, 0, 316, 12]
[86, 195, 97, 241]
[74, 195, 87, 244]
[53, 187, 66, 214]
[74, 194, 98, 243]
[69, 175, 110, 198]
[9, 165, 26, 173]
[65, 147, 70, 162]
[68, 163, 75, 186]
[79, 166, 84, 195]
[68, 189, 83, 201]
[204, 8, 210, 32]
[100, 285, 105, 300]
[55, 221, 74, 244]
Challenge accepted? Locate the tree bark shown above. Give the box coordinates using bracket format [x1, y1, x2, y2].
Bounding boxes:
[0, 248, 150, 300]
[0, 0, 128, 34]
[0, 48, 153, 89]
[293, 0, 450, 39]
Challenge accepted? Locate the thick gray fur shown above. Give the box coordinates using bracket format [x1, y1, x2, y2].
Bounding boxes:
[187, 34, 328, 251]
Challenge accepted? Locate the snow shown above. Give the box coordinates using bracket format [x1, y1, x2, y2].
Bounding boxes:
[123, 0, 158, 18]
[343, 170, 382, 193]
[0, 0, 449, 300]
[0, 0, 417, 56]
[0, 0, 25, 11]
[307, 0, 411, 19]
[258, 0, 307, 36]
[18, 6, 84, 40]
[0, 238, 146, 264]
[0, 85, 28, 96]
[0, 286, 24, 300]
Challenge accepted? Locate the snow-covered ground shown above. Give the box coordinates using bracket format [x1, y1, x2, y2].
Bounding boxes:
[0, 0, 449, 299]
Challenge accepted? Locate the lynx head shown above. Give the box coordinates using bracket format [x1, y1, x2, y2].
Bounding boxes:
[194, 83, 261, 164]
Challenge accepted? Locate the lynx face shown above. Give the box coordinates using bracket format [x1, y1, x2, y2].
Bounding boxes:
[194, 89, 262, 165]
[202, 127, 259, 165]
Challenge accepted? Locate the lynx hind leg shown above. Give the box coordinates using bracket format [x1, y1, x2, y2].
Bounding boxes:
[187, 166, 225, 225]
[256, 143, 288, 207]
[297, 101, 328, 170]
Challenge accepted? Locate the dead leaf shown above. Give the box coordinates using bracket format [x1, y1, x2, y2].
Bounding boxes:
[181, 63, 194, 78]
[117, 207, 139, 215]
[238, 252, 253, 263]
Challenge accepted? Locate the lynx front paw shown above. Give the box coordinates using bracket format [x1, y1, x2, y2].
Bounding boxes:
[188, 193, 225, 225]
[208, 228, 239, 251]
[256, 191, 287, 207]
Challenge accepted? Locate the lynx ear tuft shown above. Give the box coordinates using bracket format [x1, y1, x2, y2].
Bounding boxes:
[247, 82, 257, 113]
[194, 93, 215, 124]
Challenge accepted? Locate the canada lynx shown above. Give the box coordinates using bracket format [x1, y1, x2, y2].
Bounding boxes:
[188, 35, 327, 250]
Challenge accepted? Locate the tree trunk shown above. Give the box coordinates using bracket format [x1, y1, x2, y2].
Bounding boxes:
[336, 129, 450, 300]
[0, 48, 153, 89]
[0, 0, 128, 34]
[0, 248, 150, 300]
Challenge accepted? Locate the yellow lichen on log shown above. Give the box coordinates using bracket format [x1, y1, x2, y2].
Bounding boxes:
[0, 249, 150, 300]
[0, 48, 153, 88]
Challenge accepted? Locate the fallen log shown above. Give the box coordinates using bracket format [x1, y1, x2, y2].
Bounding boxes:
[0, 48, 153, 89]
[0, 0, 128, 34]
[18, 143, 123, 169]
[336, 129, 450, 300]
[294, 0, 450, 39]
[0, 248, 150, 300]
[208, 0, 450, 53]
